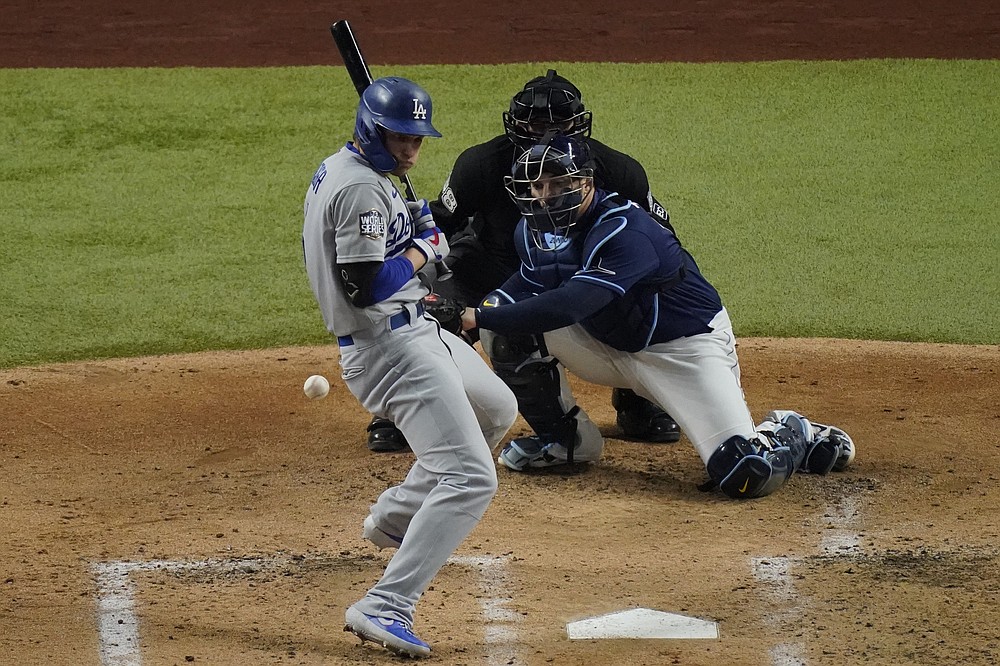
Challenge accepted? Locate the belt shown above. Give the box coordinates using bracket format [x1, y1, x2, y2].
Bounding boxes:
[337, 302, 425, 347]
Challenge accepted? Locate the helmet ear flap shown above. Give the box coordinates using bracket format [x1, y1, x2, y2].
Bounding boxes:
[355, 102, 395, 172]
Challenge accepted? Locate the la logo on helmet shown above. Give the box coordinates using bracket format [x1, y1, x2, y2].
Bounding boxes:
[412, 99, 428, 120]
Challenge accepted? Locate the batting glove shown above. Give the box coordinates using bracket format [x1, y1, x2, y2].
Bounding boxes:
[411, 225, 450, 265]
[406, 198, 435, 232]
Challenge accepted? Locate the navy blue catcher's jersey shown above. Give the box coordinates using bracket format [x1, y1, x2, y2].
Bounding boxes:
[513, 190, 723, 352]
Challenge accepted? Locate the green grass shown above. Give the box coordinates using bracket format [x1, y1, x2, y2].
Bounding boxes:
[1, 61, 997, 368]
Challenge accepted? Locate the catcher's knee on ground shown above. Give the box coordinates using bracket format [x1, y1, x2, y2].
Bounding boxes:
[480, 330, 602, 470]
[701, 408, 856, 498]
[703, 432, 797, 499]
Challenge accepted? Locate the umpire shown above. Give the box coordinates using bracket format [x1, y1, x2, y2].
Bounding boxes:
[366, 70, 681, 455]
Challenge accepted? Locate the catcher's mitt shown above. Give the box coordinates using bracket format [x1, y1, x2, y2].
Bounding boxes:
[421, 292, 464, 337]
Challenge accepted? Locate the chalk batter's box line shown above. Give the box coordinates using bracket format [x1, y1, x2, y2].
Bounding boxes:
[91, 554, 518, 666]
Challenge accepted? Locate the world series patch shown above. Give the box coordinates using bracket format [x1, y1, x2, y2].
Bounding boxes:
[359, 209, 386, 239]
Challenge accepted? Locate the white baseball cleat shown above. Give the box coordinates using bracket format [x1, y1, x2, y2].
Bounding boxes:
[497, 437, 548, 471]
[497, 436, 597, 471]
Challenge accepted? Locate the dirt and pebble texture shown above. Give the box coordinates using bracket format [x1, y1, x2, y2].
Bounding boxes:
[2, 2, 999, 665]
[3, 341, 998, 664]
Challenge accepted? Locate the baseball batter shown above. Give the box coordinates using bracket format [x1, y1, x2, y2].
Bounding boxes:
[302, 76, 517, 657]
[460, 134, 855, 496]
[365, 70, 681, 456]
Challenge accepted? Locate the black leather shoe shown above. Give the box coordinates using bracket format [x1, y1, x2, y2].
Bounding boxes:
[366, 417, 410, 453]
[611, 388, 681, 443]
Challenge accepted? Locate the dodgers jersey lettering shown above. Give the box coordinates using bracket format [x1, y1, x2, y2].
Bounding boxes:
[511, 190, 722, 352]
[302, 143, 427, 337]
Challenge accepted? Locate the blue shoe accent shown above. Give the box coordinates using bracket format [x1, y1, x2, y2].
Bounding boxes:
[344, 606, 430, 657]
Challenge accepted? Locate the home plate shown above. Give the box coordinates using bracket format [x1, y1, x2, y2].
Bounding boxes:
[566, 608, 719, 640]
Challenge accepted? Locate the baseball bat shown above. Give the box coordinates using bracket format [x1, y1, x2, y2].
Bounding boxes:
[330, 19, 453, 281]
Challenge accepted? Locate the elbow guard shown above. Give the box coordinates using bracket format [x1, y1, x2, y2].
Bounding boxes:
[338, 257, 414, 307]
[338, 261, 379, 307]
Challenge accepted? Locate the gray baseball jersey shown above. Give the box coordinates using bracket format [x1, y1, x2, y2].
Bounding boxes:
[303, 143, 428, 337]
[302, 142, 518, 630]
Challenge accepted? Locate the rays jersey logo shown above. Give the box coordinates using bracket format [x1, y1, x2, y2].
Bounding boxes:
[541, 232, 571, 250]
[359, 209, 386, 239]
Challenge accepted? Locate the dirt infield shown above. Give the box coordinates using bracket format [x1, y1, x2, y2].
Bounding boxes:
[3, 3, 1000, 666]
[4, 0, 1000, 66]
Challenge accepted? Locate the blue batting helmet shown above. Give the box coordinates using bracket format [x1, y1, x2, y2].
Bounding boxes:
[355, 77, 442, 172]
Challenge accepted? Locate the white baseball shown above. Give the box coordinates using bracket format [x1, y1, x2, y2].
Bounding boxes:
[303, 374, 330, 400]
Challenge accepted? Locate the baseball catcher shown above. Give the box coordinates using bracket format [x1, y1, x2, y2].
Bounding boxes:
[460, 134, 855, 494]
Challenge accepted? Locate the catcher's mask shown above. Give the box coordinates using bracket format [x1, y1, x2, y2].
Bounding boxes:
[355, 76, 441, 173]
[504, 134, 595, 251]
[503, 69, 593, 151]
